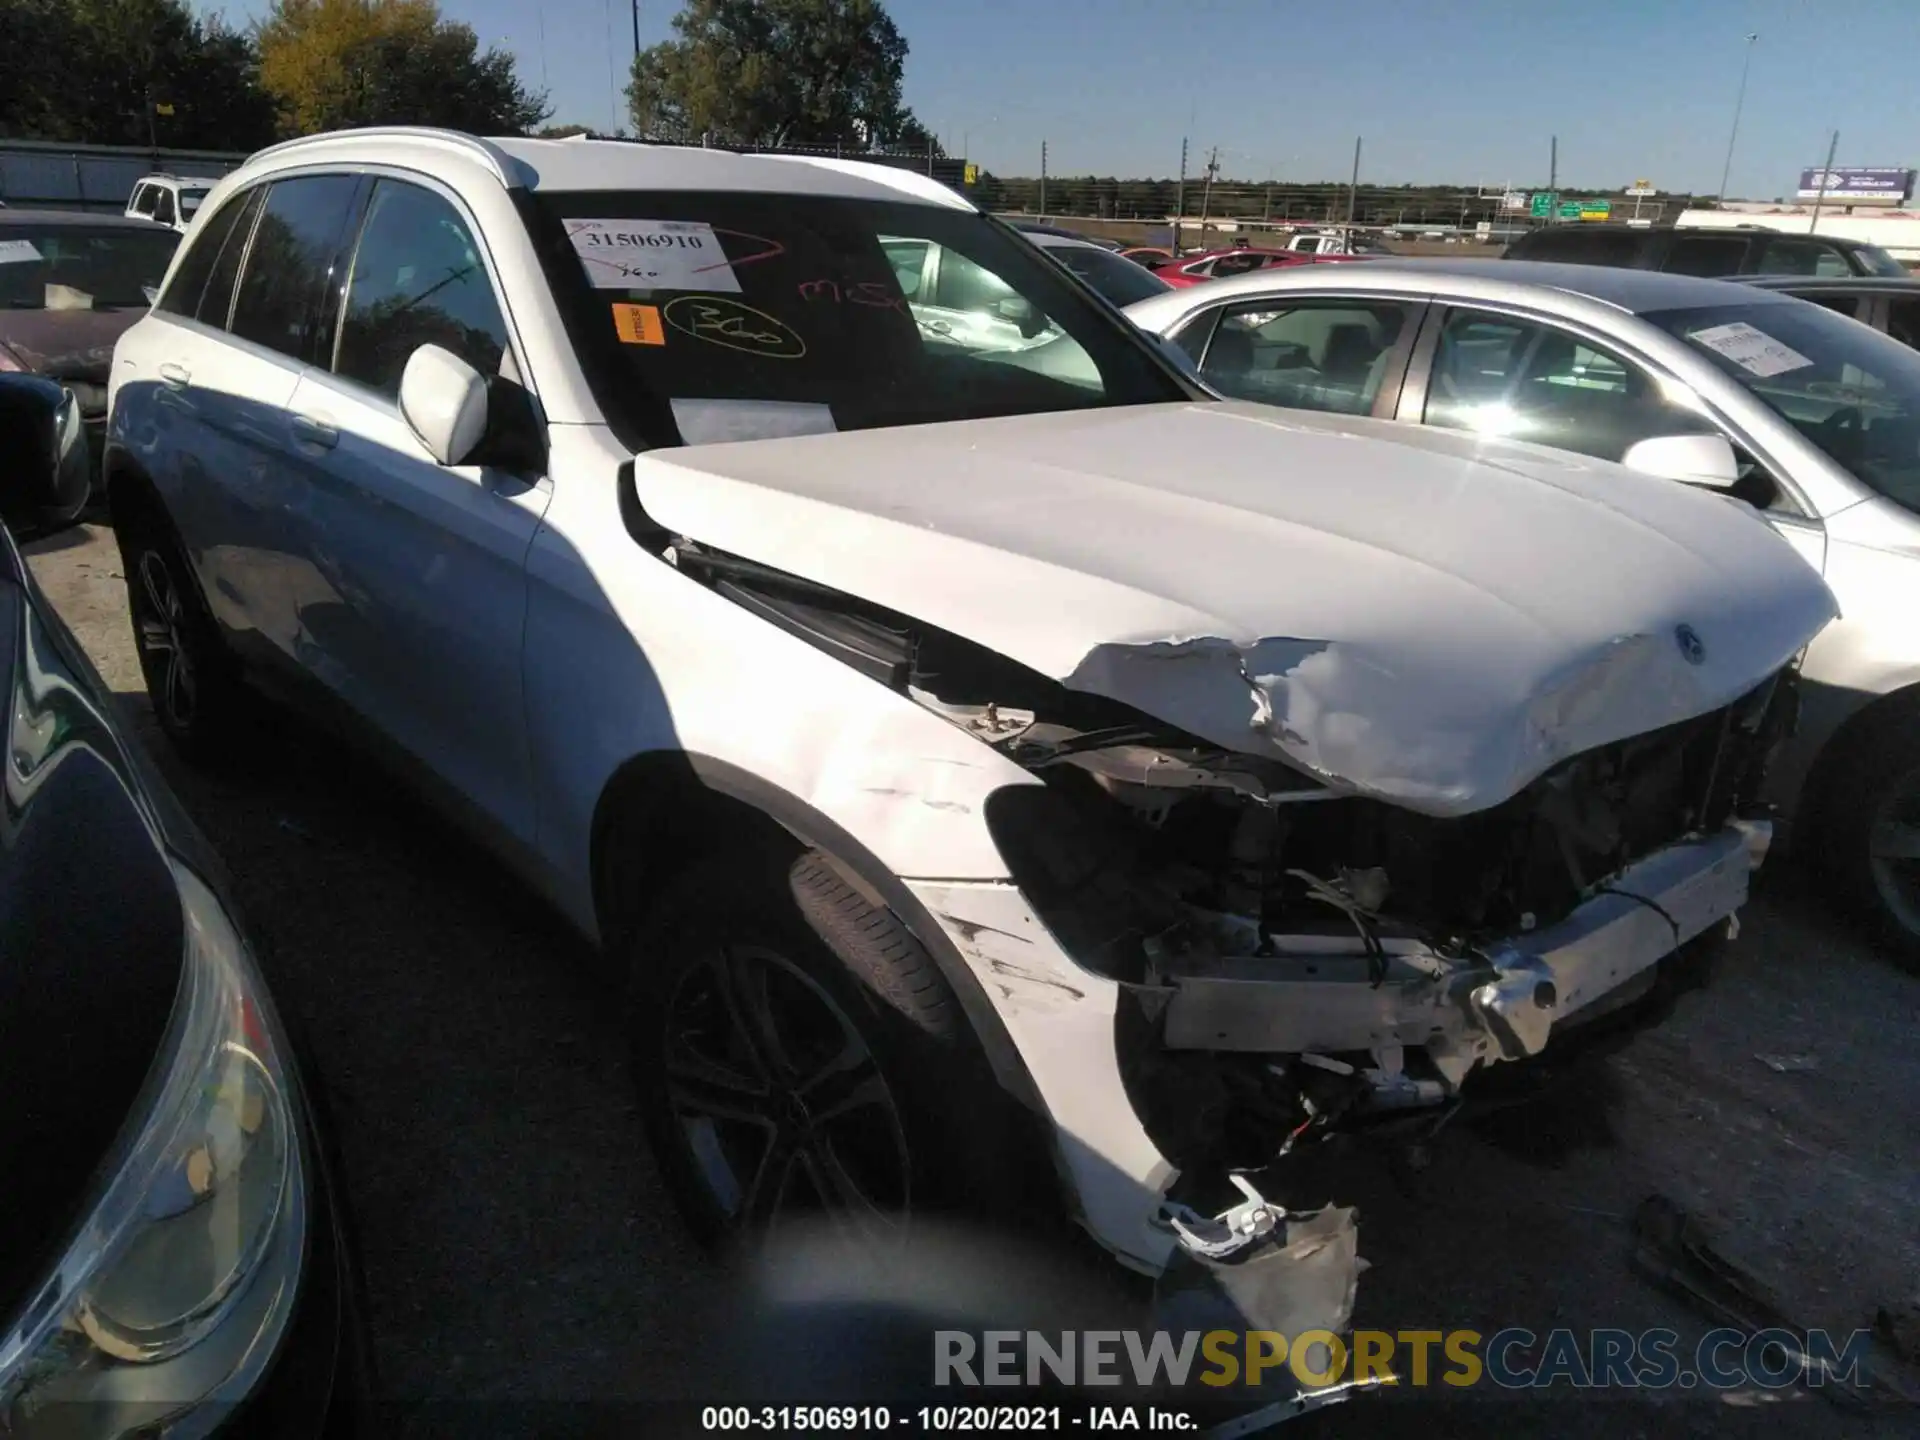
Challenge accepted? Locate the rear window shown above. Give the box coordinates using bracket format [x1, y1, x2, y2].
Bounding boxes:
[523, 190, 1187, 448]
[0, 223, 180, 309]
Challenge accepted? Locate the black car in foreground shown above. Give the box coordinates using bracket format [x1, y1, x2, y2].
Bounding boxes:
[0, 373, 366, 1437]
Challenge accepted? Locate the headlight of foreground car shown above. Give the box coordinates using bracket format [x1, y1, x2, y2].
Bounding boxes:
[0, 864, 307, 1439]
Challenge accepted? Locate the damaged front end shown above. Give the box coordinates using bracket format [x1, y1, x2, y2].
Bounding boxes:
[669, 536, 1797, 1186]
[992, 678, 1789, 1176]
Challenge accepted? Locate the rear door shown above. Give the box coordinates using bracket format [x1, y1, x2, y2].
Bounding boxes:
[277, 175, 548, 844]
[167, 173, 366, 657]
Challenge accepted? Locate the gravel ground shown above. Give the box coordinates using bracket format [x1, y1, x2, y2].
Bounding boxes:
[25, 522, 1920, 1437]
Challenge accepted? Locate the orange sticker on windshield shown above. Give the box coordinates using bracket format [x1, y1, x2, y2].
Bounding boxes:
[612, 303, 666, 345]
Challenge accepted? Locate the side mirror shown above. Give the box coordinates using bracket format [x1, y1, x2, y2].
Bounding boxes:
[399, 344, 488, 466]
[1621, 432, 1742, 490]
[397, 344, 546, 474]
[0, 373, 91, 539]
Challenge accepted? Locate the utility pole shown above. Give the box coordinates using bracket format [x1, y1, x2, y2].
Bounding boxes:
[631, 0, 640, 53]
[1175, 136, 1188, 251]
[1718, 32, 1760, 200]
[1809, 129, 1840, 234]
[1346, 136, 1362, 229]
[1197, 145, 1220, 231]
[1548, 134, 1558, 224]
[1039, 140, 1048, 216]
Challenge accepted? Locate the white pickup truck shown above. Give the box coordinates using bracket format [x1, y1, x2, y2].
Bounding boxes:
[1281, 230, 1394, 257]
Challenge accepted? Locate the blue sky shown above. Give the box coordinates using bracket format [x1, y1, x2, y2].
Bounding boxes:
[202, 0, 1920, 196]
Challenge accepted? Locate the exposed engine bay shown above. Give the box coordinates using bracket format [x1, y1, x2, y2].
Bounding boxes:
[669, 537, 1797, 1173]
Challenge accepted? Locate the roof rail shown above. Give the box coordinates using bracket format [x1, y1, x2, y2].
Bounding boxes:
[244, 127, 519, 187]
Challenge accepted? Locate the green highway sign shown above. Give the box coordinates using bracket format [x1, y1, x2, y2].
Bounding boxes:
[1580, 199, 1612, 220]
[1530, 192, 1554, 217]
[1558, 200, 1583, 220]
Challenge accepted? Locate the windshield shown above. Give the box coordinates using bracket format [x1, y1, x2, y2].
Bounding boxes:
[178, 188, 209, 217]
[526, 190, 1187, 447]
[1645, 297, 1920, 507]
[1042, 243, 1170, 306]
[1848, 243, 1908, 278]
[0, 224, 180, 309]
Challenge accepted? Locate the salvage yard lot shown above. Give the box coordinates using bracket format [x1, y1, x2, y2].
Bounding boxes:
[29, 522, 1920, 1435]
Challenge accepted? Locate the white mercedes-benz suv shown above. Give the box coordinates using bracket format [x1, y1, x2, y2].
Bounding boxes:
[107, 128, 1834, 1306]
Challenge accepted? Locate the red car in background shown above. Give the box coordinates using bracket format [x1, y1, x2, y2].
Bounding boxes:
[1155, 247, 1373, 288]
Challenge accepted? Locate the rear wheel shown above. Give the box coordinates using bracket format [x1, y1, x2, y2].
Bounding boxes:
[114, 504, 249, 762]
[625, 848, 1027, 1252]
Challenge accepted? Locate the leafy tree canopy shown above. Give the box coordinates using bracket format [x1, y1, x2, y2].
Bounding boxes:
[0, 0, 276, 149]
[627, 0, 933, 150]
[256, 0, 550, 138]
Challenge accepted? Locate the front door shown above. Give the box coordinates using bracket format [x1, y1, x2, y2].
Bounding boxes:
[275, 176, 548, 845]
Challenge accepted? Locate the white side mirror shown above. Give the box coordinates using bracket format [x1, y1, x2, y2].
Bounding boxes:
[1621, 432, 1741, 490]
[399, 344, 488, 466]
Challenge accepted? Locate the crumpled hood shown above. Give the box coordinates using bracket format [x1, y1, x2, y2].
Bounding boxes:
[0, 309, 143, 386]
[634, 402, 1839, 816]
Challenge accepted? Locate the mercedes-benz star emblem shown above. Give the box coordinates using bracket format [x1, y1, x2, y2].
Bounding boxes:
[1675, 624, 1706, 666]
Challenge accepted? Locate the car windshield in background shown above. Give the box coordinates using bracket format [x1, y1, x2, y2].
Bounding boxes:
[0, 224, 180, 309]
[1043, 243, 1170, 306]
[178, 188, 209, 216]
[525, 190, 1186, 446]
[1852, 243, 1909, 278]
[1645, 298, 1920, 508]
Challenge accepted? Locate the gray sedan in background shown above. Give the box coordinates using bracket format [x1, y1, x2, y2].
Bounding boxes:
[1128, 260, 1920, 952]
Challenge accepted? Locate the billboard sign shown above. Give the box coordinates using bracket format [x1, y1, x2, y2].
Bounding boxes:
[1796, 167, 1915, 203]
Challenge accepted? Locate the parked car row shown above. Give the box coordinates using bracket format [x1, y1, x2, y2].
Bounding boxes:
[0, 126, 1906, 1415]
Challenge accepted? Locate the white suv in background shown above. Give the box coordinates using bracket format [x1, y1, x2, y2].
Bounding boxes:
[124, 174, 220, 233]
[106, 129, 1833, 1308]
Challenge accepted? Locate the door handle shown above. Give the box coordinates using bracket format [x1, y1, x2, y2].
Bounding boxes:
[290, 412, 338, 450]
[158, 362, 190, 389]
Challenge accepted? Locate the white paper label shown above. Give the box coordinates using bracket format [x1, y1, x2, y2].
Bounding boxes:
[671, 398, 836, 445]
[1690, 321, 1813, 378]
[566, 219, 740, 293]
[0, 238, 43, 265]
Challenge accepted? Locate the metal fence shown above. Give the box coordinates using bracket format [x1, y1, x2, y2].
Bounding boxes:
[0, 138, 248, 213]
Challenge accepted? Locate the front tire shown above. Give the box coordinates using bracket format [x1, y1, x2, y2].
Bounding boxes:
[625, 849, 1022, 1252]
[114, 506, 248, 763]
[1818, 713, 1920, 964]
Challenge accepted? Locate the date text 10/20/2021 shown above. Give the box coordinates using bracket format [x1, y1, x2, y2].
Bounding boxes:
[701, 1409, 1199, 1432]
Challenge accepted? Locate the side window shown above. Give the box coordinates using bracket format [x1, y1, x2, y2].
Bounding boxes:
[152, 189, 176, 228]
[1200, 299, 1412, 414]
[229, 174, 362, 361]
[1663, 234, 1751, 277]
[1757, 236, 1853, 277]
[1806, 294, 1864, 321]
[1423, 309, 1708, 462]
[129, 185, 157, 217]
[882, 239, 929, 298]
[1887, 298, 1920, 351]
[334, 179, 509, 398]
[1169, 308, 1220, 365]
[156, 186, 259, 324]
[931, 246, 1017, 313]
[1181, 259, 1216, 278]
[1210, 254, 1266, 278]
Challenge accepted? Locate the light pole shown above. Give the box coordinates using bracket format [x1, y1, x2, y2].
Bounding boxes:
[1717, 32, 1759, 200]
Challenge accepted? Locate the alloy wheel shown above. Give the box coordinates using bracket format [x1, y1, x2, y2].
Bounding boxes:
[1867, 764, 1920, 941]
[662, 943, 910, 1247]
[133, 549, 197, 733]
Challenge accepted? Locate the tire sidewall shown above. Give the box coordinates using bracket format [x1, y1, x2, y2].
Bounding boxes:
[626, 854, 1007, 1249]
[114, 509, 237, 756]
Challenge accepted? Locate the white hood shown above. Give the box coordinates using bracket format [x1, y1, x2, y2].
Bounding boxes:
[634, 402, 1838, 816]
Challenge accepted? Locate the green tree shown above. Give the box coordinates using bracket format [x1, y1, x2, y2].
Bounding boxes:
[627, 0, 931, 149]
[255, 0, 550, 138]
[0, 0, 275, 149]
